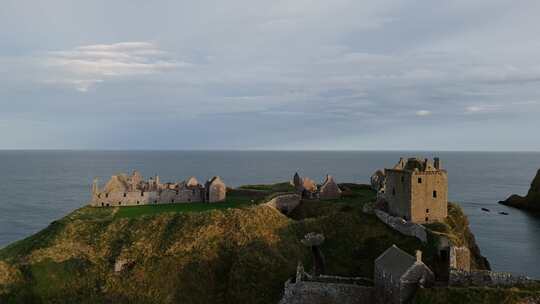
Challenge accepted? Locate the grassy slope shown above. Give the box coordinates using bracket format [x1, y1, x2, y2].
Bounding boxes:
[0, 183, 515, 304]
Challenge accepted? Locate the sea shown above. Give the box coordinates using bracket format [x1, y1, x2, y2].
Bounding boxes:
[0, 151, 539, 278]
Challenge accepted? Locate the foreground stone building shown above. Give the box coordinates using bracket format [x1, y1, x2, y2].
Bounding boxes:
[374, 245, 434, 304]
[90, 171, 226, 207]
[384, 157, 448, 223]
[279, 244, 433, 304]
[292, 173, 342, 200]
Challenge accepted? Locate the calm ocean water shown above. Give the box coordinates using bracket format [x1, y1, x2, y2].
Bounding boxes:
[0, 151, 539, 277]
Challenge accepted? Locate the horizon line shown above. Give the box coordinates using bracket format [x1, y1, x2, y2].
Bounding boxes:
[0, 148, 539, 153]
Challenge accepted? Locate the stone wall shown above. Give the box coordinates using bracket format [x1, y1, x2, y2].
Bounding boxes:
[409, 171, 448, 223]
[374, 210, 427, 243]
[385, 169, 412, 220]
[91, 188, 204, 207]
[449, 246, 471, 272]
[449, 269, 535, 287]
[265, 194, 301, 215]
[279, 280, 374, 304]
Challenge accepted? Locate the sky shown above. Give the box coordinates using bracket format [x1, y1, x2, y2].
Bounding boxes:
[1, 0, 540, 150]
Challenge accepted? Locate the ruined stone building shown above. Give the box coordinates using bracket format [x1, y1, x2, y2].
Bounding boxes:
[374, 245, 434, 304]
[384, 157, 448, 223]
[279, 244, 433, 304]
[292, 173, 342, 200]
[90, 171, 226, 207]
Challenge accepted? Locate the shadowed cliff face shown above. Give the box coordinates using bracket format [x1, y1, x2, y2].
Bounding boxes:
[500, 169, 540, 212]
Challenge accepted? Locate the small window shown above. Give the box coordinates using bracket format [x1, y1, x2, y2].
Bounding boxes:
[141, 191, 144, 197]
[101, 202, 104, 207]
[433, 190, 437, 198]
[154, 200, 158, 204]
[106, 203, 110, 207]
[118, 202, 121, 205]
[171, 199, 174, 203]
[97, 193, 101, 198]
[401, 176, 405, 183]
[105, 193, 109, 198]
[426, 208, 430, 213]
[136, 201, 140, 205]
[418, 178, 422, 184]
[392, 188, 396, 196]
[176, 190, 179, 195]
[425, 217, 429, 222]
[123, 193, 127, 197]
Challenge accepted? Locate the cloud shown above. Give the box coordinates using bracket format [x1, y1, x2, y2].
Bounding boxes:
[416, 110, 432, 117]
[43, 42, 188, 92]
[464, 105, 501, 114]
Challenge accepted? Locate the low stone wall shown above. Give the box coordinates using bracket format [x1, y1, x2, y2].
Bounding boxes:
[449, 269, 536, 287]
[374, 210, 427, 243]
[279, 280, 374, 304]
[265, 193, 301, 215]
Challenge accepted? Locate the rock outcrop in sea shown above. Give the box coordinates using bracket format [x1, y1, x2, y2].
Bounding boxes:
[500, 169, 540, 212]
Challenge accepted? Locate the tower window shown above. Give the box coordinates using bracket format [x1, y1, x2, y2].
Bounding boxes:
[418, 178, 422, 184]
[426, 208, 430, 213]
[433, 190, 437, 198]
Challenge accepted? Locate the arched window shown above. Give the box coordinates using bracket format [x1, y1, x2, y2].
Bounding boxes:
[101, 202, 104, 207]
[433, 190, 437, 198]
[123, 193, 127, 197]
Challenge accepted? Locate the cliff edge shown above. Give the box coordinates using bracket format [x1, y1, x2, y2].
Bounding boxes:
[500, 169, 540, 212]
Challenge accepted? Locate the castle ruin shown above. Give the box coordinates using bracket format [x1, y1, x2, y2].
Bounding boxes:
[383, 157, 448, 224]
[89, 171, 226, 207]
[292, 173, 342, 200]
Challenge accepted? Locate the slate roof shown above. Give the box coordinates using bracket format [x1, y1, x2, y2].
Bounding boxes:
[375, 245, 417, 279]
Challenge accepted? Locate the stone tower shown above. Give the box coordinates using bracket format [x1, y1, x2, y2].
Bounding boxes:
[383, 157, 448, 223]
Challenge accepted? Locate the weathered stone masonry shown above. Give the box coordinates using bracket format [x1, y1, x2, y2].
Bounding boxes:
[89, 171, 226, 207]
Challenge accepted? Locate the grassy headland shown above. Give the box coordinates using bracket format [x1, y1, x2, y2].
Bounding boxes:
[0, 182, 506, 303]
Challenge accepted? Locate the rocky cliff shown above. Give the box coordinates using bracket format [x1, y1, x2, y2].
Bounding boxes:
[500, 169, 540, 212]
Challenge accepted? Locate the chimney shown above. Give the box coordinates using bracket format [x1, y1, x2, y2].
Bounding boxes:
[434, 157, 441, 170]
[416, 250, 422, 262]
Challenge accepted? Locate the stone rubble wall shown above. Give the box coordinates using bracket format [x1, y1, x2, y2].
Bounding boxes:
[265, 194, 301, 215]
[279, 279, 374, 304]
[374, 210, 428, 243]
[449, 269, 536, 287]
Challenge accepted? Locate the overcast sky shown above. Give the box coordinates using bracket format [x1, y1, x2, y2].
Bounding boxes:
[1, 0, 540, 150]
